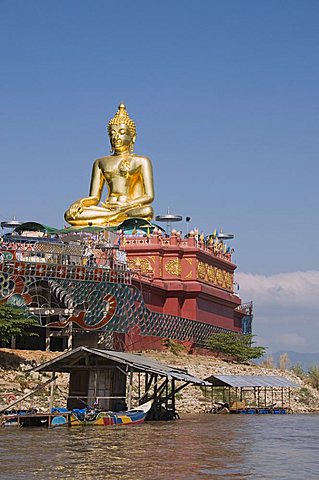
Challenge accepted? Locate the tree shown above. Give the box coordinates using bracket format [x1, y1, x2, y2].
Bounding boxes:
[0, 304, 38, 343]
[206, 333, 266, 362]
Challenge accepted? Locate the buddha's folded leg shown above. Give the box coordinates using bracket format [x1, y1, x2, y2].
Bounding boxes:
[64, 204, 154, 227]
[126, 205, 154, 220]
[64, 205, 121, 226]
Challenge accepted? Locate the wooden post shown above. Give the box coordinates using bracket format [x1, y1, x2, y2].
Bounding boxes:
[171, 379, 175, 416]
[165, 378, 168, 411]
[145, 373, 148, 401]
[94, 369, 98, 403]
[204, 386, 207, 412]
[288, 388, 291, 412]
[127, 368, 133, 409]
[49, 372, 56, 412]
[138, 372, 141, 400]
[154, 374, 158, 404]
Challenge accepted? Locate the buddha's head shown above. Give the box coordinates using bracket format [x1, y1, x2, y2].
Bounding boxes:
[108, 103, 136, 154]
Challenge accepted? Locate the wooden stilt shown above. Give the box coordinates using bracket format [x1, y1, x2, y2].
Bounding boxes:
[127, 368, 133, 409]
[154, 374, 158, 405]
[93, 369, 98, 403]
[288, 388, 291, 412]
[49, 372, 56, 413]
[171, 379, 175, 416]
[138, 372, 141, 400]
[204, 386, 207, 412]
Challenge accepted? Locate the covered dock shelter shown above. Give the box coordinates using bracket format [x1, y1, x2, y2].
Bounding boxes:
[33, 346, 210, 420]
[206, 375, 300, 414]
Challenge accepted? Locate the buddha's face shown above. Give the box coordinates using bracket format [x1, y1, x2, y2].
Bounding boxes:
[109, 124, 134, 153]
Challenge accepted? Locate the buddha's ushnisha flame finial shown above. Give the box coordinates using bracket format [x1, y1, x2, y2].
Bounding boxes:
[107, 103, 136, 139]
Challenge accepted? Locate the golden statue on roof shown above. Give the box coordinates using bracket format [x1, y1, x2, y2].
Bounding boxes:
[64, 103, 154, 227]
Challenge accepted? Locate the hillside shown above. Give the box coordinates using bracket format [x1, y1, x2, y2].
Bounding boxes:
[1, 348, 319, 415]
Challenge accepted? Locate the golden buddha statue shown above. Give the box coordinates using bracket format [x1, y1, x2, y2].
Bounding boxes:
[64, 103, 154, 227]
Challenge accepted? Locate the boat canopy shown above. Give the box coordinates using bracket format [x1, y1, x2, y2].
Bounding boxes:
[205, 375, 299, 388]
[33, 346, 211, 386]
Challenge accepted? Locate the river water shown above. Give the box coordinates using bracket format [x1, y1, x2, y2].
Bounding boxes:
[1, 414, 318, 479]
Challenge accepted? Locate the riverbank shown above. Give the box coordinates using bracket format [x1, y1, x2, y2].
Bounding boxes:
[1, 348, 319, 414]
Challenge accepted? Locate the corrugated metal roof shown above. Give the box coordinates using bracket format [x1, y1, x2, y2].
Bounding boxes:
[33, 346, 210, 386]
[207, 375, 299, 388]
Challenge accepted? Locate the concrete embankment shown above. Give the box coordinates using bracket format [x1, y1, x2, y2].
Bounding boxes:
[1, 348, 319, 414]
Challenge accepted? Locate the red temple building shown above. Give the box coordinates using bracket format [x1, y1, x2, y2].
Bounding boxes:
[117, 228, 252, 351]
[0, 221, 252, 353]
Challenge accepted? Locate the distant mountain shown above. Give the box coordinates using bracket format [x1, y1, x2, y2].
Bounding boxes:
[257, 351, 319, 371]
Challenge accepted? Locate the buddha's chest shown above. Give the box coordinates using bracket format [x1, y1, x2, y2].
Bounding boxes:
[101, 157, 134, 180]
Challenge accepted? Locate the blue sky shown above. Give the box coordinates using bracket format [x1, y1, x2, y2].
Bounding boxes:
[1, 1, 318, 353]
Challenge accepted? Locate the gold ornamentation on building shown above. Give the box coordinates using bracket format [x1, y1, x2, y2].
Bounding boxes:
[206, 265, 214, 283]
[185, 258, 193, 265]
[165, 259, 182, 277]
[128, 258, 152, 274]
[196, 261, 233, 291]
[216, 268, 224, 286]
[197, 262, 206, 280]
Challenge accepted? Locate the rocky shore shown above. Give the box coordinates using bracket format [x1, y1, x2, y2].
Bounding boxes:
[1, 348, 319, 414]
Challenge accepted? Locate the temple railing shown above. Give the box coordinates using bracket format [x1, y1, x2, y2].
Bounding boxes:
[122, 234, 233, 262]
[236, 301, 253, 316]
[0, 244, 131, 285]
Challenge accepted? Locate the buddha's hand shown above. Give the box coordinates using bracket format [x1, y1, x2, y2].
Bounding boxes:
[101, 199, 128, 212]
[68, 200, 84, 218]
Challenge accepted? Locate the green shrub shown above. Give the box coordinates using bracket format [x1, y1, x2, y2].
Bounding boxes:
[206, 333, 266, 363]
[290, 364, 305, 379]
[307, 365, 319, 390]
[0, 304, 38, 343]
[298, 387, 314, 405]
[162, 338, 186, 356]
